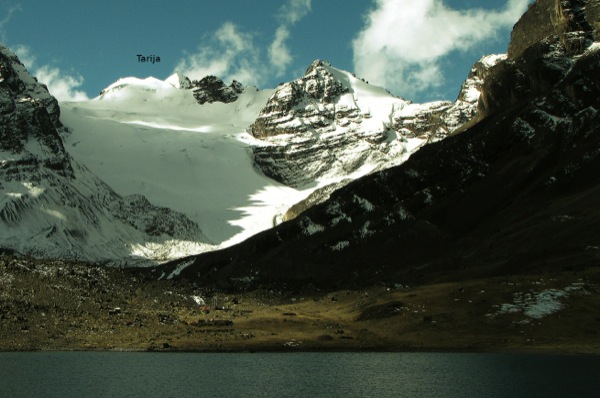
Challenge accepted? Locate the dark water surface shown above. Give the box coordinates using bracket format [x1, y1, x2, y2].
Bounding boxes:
[0, 352, 599, 397]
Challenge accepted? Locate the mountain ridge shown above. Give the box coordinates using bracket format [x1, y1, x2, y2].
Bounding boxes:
[0, 2, 563, 266]
[155, 0, 600, 290]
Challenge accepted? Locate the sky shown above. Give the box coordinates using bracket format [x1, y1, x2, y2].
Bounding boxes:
[0, 0, 533, 103]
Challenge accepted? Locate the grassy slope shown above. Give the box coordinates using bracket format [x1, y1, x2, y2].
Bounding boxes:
[1, 255, 598, 353]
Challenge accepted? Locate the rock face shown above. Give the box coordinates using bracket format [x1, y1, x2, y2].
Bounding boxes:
[250, 59, 496, 188]
[0, 45, 212, 263]
[0, 48, 62, 129]
[481, 0, 600, 117]
[509, 0, 600, 59]
[159, 1, 600, 290]
[191, 76, 244, 105]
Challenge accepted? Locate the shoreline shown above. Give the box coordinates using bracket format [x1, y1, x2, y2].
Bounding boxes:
[2, 345, 600, 356]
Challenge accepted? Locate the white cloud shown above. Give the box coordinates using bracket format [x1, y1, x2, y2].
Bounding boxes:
[0, 4, 21, 42]
[174, 22, 266, 86]
[176, 0, 313, 84]
[269, 0, 311, 76]
[269, 26, 292, 75]
[13, 44, 34, 68]
[278, 0, 312, 24]
[13, 44, 89, 102]
[352, 0, 530, 99]
[33, 65, 89, 102]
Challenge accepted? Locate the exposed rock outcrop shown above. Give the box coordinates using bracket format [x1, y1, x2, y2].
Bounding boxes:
[0, 47, 62, 129]
[191, 76, 244, 105]
[249, 58, 496, 189]
[481, 0, 600, 117]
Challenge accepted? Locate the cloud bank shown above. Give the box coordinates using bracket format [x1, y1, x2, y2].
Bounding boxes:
[175, 0, 312, 85]
[352, 0, 530, 99]
[14, 45, 89, 102]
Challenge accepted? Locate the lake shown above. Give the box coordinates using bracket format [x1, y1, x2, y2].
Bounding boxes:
[0, 352, 599, 397]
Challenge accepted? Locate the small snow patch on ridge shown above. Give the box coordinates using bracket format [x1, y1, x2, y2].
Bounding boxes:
[353, 194, 375, 212]
[359, 221, 375, 239]
[326, 201, 352, 226]
[330, 240, 350, 252]
[300, 217, 325, 236]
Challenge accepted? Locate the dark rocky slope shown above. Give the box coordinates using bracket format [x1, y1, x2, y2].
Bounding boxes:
[157, 0, 600, 290]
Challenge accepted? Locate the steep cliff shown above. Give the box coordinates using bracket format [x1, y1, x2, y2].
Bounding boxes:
[509, 0, 600, 59]
[483, 0, 600, 116]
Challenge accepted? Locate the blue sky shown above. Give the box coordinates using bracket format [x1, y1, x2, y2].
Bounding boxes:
[1, 0, 532, 103]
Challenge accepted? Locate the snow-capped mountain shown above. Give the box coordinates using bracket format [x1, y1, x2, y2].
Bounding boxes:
[157, 0, 600, 289]
[1, 39, 497, 264]
[61, 58, 493, 252]
[60, 73, 306, 249]
[250, 59, 499, 188]
[0, 45, 212, 264]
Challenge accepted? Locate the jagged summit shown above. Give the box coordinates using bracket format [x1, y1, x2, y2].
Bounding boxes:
[189, 75, 244, 105]
[249, 58, 495, 188]
[98, 73, 246, 106]
[0, 45, 61, 128]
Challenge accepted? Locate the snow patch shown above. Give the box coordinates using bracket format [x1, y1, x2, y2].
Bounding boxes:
[330, 240, 350, 252]
[353, 194, 375, 212]
[486, 282, 588, 321]
[300, 217, 325, 236]
[513, 118, 535, 140]
[359, 221, 375, 239]
[480, 54, 507, 68]
[326, 201, 352, 226]
[165, 259, 195, 280]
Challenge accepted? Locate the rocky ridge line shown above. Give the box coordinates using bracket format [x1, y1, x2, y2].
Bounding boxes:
[249, 58, 501, 189]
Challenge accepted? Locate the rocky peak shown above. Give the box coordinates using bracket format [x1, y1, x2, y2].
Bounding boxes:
[479, 0, 600, 117]
[0, 45, 70, 177]
[508, 0, 600, 59]
[301, 60, 348, 102]
[0, 45, 61, 129]
[457, 54, 507, 104]
[191, 76, 244, 105]
[249, 56, 492, 189]
[250, 60, 352, 140]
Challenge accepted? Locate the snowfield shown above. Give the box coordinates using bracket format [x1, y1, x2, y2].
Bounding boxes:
[60, 75, 311, 249]
[60, 70, 440, 257]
